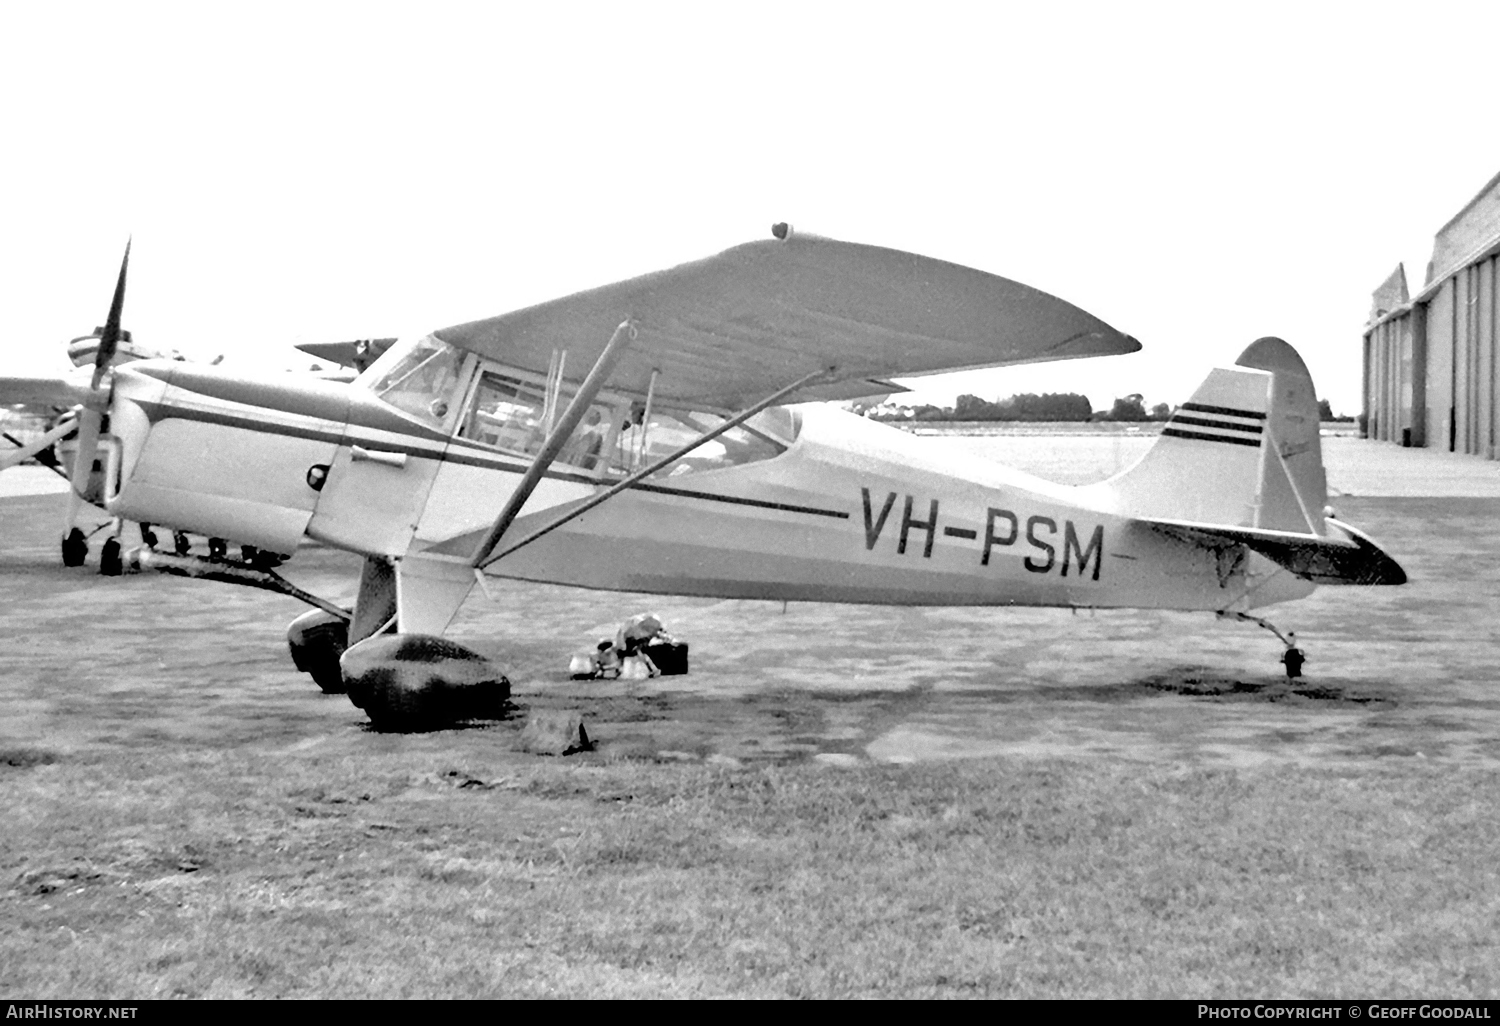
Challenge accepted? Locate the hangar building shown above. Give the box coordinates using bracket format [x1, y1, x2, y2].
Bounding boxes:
[1364, 170, 1500, 455]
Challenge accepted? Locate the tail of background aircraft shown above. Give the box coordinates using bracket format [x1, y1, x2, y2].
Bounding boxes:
[1083, 337, 1405, 586]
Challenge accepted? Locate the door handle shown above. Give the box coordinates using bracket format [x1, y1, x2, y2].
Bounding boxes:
[350, 445, 408, 468]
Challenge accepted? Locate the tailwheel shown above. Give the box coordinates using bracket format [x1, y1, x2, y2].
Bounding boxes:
[61, 527, 88, 567]
[1217, 610, 1305, 678]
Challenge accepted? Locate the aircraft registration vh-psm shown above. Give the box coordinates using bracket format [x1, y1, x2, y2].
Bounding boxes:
[3, 225, 1405, 731]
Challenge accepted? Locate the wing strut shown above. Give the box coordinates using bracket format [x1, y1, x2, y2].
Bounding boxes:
[468, 319, 636, 568]
[475, 366, 833, 571]
[0, 410, 79, 472]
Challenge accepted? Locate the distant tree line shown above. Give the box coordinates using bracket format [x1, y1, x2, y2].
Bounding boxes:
[857, 393, 1350, 423]
[859, 391, 1173, 423]
[953, 392, 1093, 421]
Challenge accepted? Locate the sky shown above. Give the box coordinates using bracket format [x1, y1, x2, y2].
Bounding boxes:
[4, 1, 1500, 417]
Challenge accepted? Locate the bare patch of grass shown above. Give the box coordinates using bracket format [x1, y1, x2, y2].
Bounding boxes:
[0, 747, 58, 769]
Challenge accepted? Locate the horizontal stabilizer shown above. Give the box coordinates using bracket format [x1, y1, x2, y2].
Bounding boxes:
[295, 338, 397, 370]
[1142, 517, 1406, 586]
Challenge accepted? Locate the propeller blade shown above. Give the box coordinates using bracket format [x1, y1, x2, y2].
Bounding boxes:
[91, 239, 131, 390]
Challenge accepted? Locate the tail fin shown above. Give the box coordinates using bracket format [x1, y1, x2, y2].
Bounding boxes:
[1103, 336, 1327, 534]
[1088, 338, 1403, 585]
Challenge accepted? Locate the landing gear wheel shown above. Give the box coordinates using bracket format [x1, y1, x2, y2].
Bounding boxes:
[342, 635, 511, 731]
[99, 537, 123, 576]
[173, 531, 191, 556]
[208, 537, 227, 561]
[61, 528, 87, 567]
[287, 609, 350, 694]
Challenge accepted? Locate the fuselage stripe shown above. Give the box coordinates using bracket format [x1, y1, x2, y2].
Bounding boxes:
[134, 400, 851, 520]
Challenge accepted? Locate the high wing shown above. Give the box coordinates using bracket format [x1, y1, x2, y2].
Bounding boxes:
[434, 228, 1139, 409]
[0, 372, 92, 407]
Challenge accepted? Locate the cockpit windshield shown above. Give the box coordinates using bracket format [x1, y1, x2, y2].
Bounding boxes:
[360, 335, 465, 430]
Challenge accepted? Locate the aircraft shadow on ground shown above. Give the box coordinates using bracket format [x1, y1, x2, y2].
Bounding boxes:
[1132, 668, 1394, 706]
[353, 702, 522, 735]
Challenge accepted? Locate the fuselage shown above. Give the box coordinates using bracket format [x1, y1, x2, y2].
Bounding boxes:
[99, 352, 1312, 614]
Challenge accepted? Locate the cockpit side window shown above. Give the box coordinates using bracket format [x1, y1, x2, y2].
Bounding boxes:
[457, 369, 616, 471]
[364, 336, 466, 431]
[443, 356, 800, 479]
[459, 372, 547, 456]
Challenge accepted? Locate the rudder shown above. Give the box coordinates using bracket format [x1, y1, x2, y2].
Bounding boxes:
[1236, 336, 1327, 535]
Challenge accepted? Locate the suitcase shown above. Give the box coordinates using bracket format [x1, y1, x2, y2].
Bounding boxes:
[642, 639, 689, 675]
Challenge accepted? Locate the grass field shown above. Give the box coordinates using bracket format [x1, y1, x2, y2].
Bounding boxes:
[3, 441, 1500, 997]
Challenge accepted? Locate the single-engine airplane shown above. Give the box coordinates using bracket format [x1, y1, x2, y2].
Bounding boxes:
[2, 225, 1405, 730]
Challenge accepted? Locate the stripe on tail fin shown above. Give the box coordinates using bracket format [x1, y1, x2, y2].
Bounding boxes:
[1092, 365, 1274, 526]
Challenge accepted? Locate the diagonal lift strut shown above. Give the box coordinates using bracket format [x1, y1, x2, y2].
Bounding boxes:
[468, 319, 637, 568]
[474, 366, 833, 571]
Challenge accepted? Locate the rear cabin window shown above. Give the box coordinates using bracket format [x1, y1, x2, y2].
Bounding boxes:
[614, 408, 799, 478]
